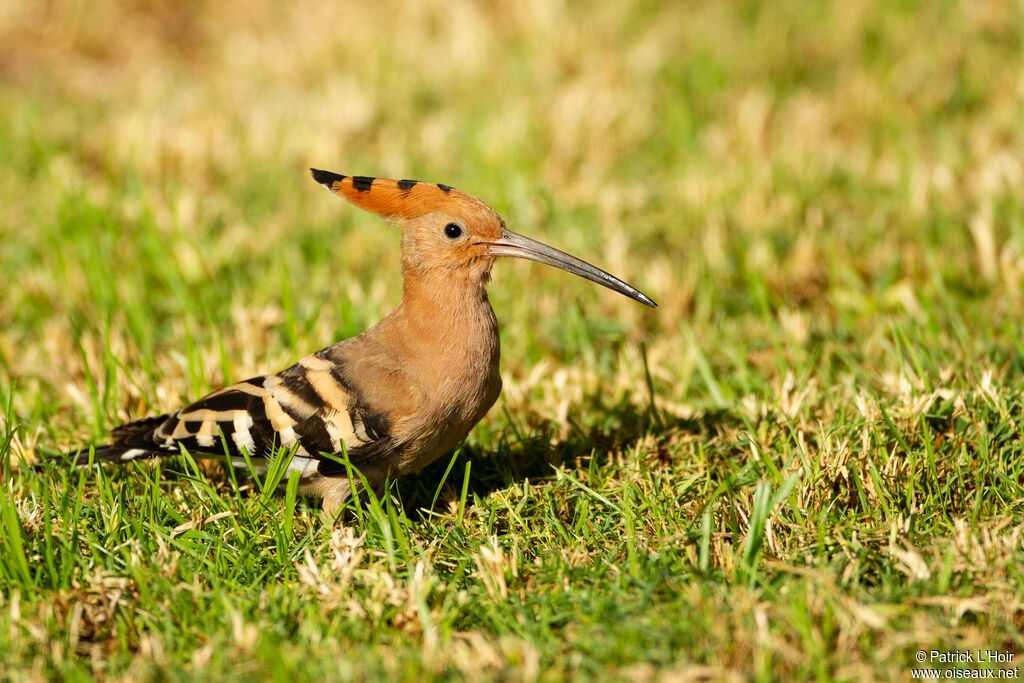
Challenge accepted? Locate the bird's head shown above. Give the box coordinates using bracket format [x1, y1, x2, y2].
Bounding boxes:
[311, 169, 656, 308]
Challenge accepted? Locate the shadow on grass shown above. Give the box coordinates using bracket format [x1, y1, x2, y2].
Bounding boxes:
[394, 397, 742, 519]
[25, 399, 743, 523]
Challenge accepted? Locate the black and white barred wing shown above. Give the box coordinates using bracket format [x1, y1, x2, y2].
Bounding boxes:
[70, 353, 401, 474]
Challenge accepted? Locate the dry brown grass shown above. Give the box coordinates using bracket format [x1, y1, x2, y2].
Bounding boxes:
[2, 0, 1024, 679]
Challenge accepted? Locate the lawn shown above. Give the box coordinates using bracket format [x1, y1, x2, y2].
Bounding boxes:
[1, 0, 1023, 680]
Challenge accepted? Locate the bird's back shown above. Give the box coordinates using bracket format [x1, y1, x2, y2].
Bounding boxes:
[59, 167, 652, 518]
[69, 282, 503, 502]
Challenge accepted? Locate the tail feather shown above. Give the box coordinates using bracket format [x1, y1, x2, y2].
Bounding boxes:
[110, 414, 169, 441]
[64, 413, 178, 468]
[66, 445, 163, 468]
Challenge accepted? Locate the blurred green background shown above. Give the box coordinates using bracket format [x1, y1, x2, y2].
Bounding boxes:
[1, 0, 1023, 679]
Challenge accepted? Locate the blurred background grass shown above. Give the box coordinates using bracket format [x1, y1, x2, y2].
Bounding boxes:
[2, 0, 1024, 679]
[2, 0, 1022, 437]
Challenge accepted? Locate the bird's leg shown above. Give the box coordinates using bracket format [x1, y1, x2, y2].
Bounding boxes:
[315, 476, 352, 525]
[312, 468, 387, 524]
[321, 496, 345, 525]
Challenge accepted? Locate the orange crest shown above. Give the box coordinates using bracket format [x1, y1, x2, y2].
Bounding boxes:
[310, 169, 467, 220]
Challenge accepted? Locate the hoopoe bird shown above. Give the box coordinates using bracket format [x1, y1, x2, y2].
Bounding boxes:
[64, 170, 656, 518]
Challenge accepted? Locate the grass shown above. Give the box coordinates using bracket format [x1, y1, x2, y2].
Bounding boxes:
[2, 0, 1024, 679]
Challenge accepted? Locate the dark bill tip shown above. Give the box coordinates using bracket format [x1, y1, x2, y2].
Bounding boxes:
[480, 229, 657, 308]
[633, 291, 658, 308]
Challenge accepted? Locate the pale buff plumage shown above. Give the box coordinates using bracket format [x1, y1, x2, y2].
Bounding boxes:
[65, 170, 655, 519]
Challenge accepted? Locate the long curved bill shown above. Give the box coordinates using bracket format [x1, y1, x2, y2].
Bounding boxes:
[478, 228, 657, 308]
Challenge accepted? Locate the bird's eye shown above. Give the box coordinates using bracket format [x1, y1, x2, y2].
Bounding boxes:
[444, 223, 463, 239]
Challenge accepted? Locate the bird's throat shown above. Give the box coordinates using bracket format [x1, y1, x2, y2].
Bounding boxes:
[375, 264, 501, 435]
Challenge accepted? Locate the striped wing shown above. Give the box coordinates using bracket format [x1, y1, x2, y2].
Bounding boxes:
[87, 352, 402, 472]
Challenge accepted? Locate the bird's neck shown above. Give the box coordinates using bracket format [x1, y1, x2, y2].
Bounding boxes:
[369, 261, 498, 357]
[394, 263, 496, 338]
[374, 263, 499, 402]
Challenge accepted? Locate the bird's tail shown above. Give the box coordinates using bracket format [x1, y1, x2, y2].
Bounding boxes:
[65, 445, 161, 468]
[62, 414, 174, 468]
